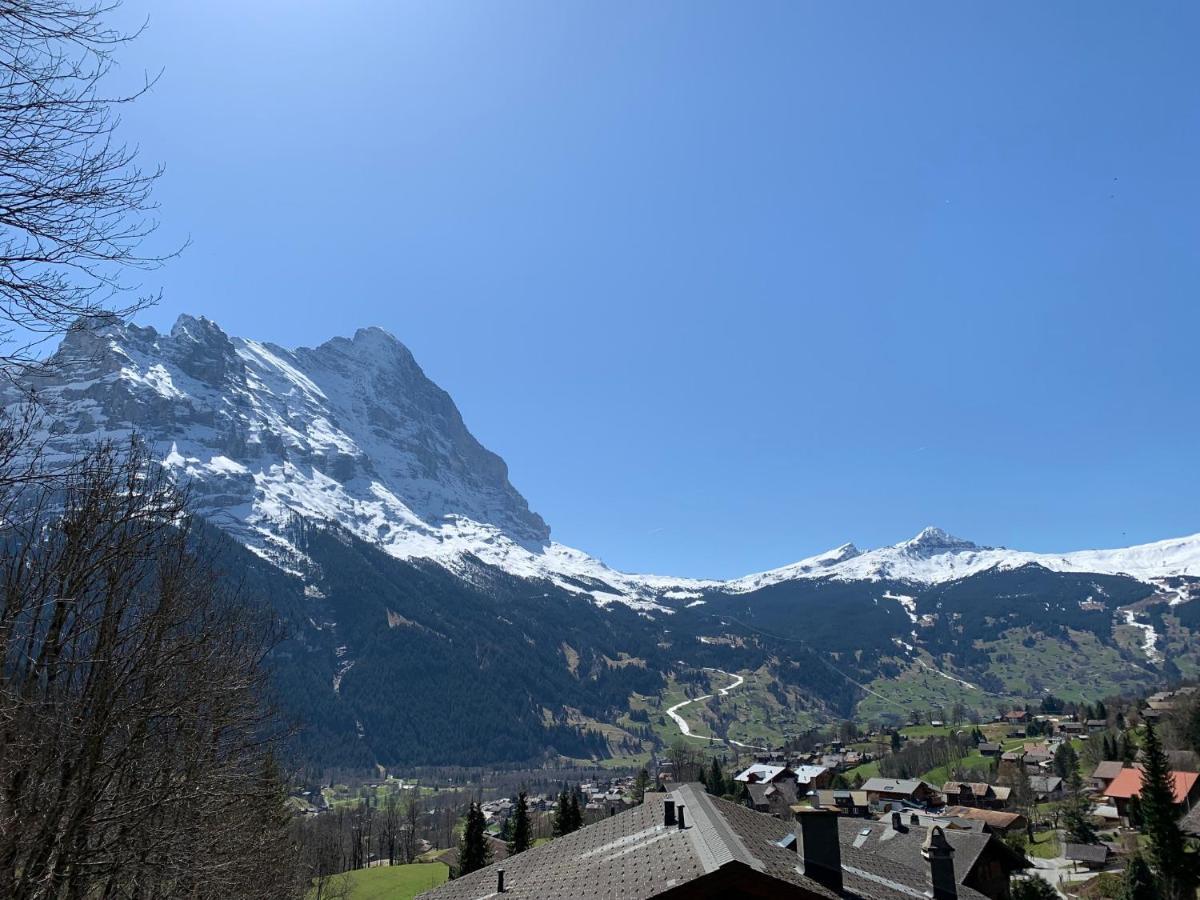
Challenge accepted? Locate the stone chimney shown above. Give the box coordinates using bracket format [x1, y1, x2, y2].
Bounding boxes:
[794, 806, 843, 893]
[921, 826, 956, 900]
[891, 811, 904, 831]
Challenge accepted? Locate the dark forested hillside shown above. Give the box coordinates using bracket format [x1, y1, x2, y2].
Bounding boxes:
[204, 520, 1188, 769]
[206, 521, 671, 767]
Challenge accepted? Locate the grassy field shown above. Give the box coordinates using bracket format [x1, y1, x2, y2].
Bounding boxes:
[308, 863, 448, 900]
[626, 668, 817, 758]
[855, 660, 999, 725]
[1024, 832, 1062, 860]
[978, 628, 1154, 702]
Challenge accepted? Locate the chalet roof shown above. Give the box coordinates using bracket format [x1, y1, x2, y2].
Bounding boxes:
[816, 790, 870, 808]
[860, 779, 929, 796]
[1028, 776, 1063, 794]
[735, 763, 793, 784]
[838, 817, 1027, 883]
[747, 781, 799, 806]
[795, 765, 830, 784]
[991, 786, 1012, 801]
[1104, 766, 1199, 804]
[1180, 804, 1200, 837]
[978, 743, 1001, 753]
[942, 782, 992, 797]
[1064, 844, 1109, 864]
[1085, 720, 1108, 727]
[941, 807, 1026, 830]
[1090, 761, 1125, 781]
[418, 785, 989, 900]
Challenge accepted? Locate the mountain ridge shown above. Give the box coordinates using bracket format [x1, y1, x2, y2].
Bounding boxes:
[8, 314, 1199, 609]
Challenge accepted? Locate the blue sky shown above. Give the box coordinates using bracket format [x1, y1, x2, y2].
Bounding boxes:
[106, 2, 1198, 579]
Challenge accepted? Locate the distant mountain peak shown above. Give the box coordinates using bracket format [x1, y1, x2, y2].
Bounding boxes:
[899, 527, 981, 554]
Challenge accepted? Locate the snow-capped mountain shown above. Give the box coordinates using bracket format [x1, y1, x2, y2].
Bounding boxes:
[6, 315, 712, 607]
[7, 315, 1199, 610]
[729, 526, 1200, 591]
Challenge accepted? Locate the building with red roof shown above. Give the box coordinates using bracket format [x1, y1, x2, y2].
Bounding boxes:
[1103, 766, 1200, 821]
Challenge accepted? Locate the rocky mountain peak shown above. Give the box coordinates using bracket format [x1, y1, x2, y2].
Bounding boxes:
[900, 526, 980, 554]
[9, 315, 550, 569]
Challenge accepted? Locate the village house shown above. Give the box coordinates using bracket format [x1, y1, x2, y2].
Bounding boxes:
[794, 764, 833, 791]
[1064, 843, 1109, 871]
[940, 806, 1028, 836]
[1027, 776, 1064, 803]
[417, 783, 994, 900]
[1022, 746, 1052, 771]
[1002, 711, 1027, 727]
[733, 763, 798, 785]
[1085, 719, 1108, 734]
[814, 789, 871, 817]
[1090, 761, 1125, 793]
[941, 782, 1005, 810]
[1058, 721, 1086, 736]
[840, 814, 1028, 900]
[861, 778, 941, 810]
[978, 742, 1002, 758]
[997, 750, 1024, 779]
[745, 780, 799, 818]
[1104, 766, 1200, 822]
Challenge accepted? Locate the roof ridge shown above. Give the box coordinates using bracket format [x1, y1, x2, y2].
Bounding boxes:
[672, 784, 764, 873]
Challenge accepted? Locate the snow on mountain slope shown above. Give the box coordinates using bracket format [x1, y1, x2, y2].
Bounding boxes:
[728, 526, 1200, 590]
[5, 315, 1198, 609]
[6, 315, 712, 609]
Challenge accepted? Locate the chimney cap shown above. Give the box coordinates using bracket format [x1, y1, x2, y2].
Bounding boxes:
[792, 804, 837, 816]
[922, 825, 955, 858]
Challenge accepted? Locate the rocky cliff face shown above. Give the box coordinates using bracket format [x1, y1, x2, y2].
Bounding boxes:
[11, 314, 549, 572]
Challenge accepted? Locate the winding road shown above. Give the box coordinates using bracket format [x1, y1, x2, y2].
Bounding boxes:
[663, 669, 767, 750]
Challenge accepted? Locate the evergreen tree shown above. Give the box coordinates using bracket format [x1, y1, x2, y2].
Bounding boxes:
[707, 758, 726, 796]
[1121, 731, 1137, 765]
[568, 792, 583, 832]
[632, 768, 651, 804]
[890, 731, 903, 753]
[1120, 854, 1156, 900]
[552, 788, 572, 837]
[1012, 876, 1058, 900]
[508, 791, 532, 855]
[1138, 721, 1195, 900]
[1061, 769, 1098, 845]
[1103, 733, 1118, 762]
[1053, 743, 1079, 780]
[458, 802, 491, 876]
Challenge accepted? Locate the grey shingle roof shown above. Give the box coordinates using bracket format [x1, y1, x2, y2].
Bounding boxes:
[860, 779, 928, 795]
[837, 817, 1024, 884]
[1064, 843, 1108, 864]
[417, 784, 992, 900]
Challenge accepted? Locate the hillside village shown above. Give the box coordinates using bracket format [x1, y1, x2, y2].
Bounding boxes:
[292, 682, 1200, 899]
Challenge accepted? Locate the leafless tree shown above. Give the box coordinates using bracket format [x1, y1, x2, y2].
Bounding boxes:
[402, 791, 422, 864]
[0, 1, 177, 369]
[0, 438, 302, 899]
